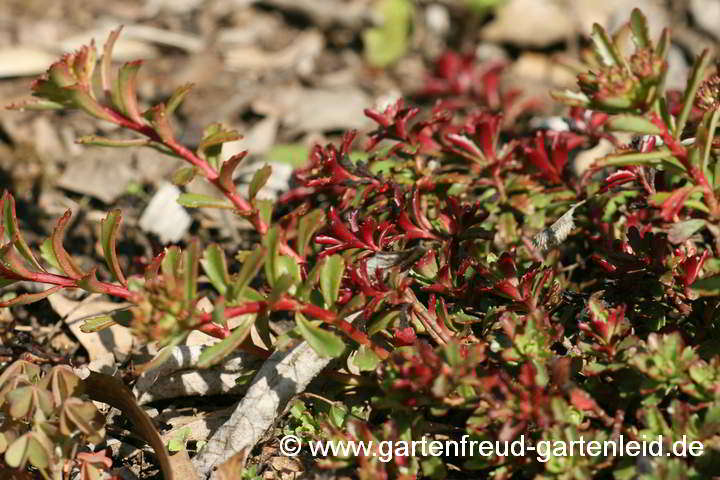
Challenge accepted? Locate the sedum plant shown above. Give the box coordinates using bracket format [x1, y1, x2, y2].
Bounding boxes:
[2, 8, 720, 479]
[0, 361, 109, 480]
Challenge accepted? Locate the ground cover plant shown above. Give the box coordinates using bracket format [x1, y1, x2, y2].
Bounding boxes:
[1, 6, 720, 480]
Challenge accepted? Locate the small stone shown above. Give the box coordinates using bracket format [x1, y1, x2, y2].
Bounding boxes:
[139, 182, 192, 243]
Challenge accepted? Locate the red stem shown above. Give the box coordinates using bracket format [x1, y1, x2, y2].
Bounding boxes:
[30, 271, 142, 302]
[102, 107, 304, 261]
[198, 298, 390, 360]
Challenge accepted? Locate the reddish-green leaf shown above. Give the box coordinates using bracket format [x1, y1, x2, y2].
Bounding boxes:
[51, 210, 85, 279]
[116, 61, 143, 124]
[166, 82, 194, 115]
[196, 314, 255, 368]
[145, 104, 174, 143]
[39, 365, 83, 407]
[64, 85, 115, 122]
[198, 124, 242, 170]
[2, 192, 42, 271]
[0, 286, 62, 308]
[219, 151, 248, 191]
[100, 209, 126, 286]
[77, 267, 108, 294]
[101, 27, 122, 102]
[59, 397, 105, 443]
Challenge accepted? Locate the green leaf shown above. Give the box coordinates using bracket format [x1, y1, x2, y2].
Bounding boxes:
[171, 166, 198, 186]
[76, 135, 150, 148]
[167, 427, 192, 452]
[328, 404, 348, 428]
[267, 273, 296, 305]
[295, 312, 345, 358]
[176, 193, 233, 209]
[297, 209, 324, 257]
[201, 244, 230, 296]
[229, 247, 265, 302]
[198, 124, 242, 170]
[249, 164, 272, 201]
[263, 227, 280, 287]
[183, 239, 200, 302]
[363, 0, 413, 68]
[212, 296, 226, 329]
[629, 8, 651, 49]
[353, 345, 381, 371]
[590, 22, 624, 68]
[100, 209, 126, 285]
[161, 246, 181, 293]
[80, 309, 133, 333]
[595, 150, 683, 169]
[676, 49, 712, 139]
[692, 274, 720, 296]
[5, 432, 50, 470]
[320, 255, 345, 307]
[606, 115, 662, 134]
[166, 83, 194, 115]
[197, 315, 255, 368]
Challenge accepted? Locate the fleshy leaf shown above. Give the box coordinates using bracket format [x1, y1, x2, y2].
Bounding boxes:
[295, 313, 346, 358]
[201, 244, 230, 296]
[320, 255, 345, 308]
[606, 115, 662, 134]
[116, 61, 144, 124]
[248, 164, 272, 201]
[100, 209, 126, 286]
[196, 314, 255, 368]
[0, 286, 63, 308]
[229, 247, 265, 302]
[183, 238, 200, 302]
[176, 193, 233, 209]
[166, 82, 194, 115]
[51, 210, 85, 279]
[2, 192, 42, 271]
[219, 151, 248, 191]
[297, 209, 325, 257]
[171, 166, 198, 186]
